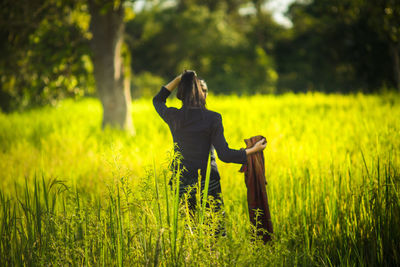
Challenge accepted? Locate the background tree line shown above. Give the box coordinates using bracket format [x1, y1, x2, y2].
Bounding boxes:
[1, 0, 399, 127]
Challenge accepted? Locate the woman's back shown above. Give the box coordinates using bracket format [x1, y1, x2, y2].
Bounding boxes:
[169, 107, 218, 168]
[153, 85, 247, 188]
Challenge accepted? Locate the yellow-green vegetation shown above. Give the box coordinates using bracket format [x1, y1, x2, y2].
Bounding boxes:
[0, 93, 399, 266]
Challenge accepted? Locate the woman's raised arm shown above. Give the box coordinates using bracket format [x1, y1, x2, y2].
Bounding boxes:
[164, 74, 182, 92]
[153, 74, 181, 124]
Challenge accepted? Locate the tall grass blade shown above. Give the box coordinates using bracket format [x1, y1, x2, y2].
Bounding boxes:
[200, 151, 212, 226]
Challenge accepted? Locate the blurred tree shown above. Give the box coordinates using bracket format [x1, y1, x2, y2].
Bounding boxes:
[1, 0, 135, 132]
[88, 0, 134, 133]
[0, 0, 93, 111]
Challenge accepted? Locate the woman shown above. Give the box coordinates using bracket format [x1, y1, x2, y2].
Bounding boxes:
[153, 70, 266, 213]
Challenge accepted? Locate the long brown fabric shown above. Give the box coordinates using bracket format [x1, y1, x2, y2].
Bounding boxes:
[239, 135, 273, 243]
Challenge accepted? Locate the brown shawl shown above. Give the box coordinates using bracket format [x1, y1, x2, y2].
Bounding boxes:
[239, 135, 273, 243]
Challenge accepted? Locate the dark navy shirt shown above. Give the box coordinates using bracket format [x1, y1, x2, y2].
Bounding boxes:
[153, 86, 247, 191]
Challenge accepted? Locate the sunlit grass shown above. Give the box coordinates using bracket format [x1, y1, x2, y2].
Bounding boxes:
[0, 92, 399, 265]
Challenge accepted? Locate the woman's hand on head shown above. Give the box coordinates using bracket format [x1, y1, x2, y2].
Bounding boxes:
[245, 138, 267, 155]
[164, 74, 182, 92]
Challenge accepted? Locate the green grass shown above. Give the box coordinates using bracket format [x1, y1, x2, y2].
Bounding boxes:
[0, 92, 399, 266]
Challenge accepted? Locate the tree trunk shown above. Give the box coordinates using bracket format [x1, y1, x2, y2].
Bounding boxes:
[88, 0, 134, 133]
[390, 42, 400, 92]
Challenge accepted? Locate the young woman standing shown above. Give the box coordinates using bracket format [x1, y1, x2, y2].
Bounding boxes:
[153, 70, 266, 213]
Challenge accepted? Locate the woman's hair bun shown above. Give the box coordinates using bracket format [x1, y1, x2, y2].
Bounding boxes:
[182, 70, 196, 81]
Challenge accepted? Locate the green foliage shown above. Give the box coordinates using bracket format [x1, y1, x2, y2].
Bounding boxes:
[2, 0, 400, 112]
[0, 93, 400, 265]
[126, 0, 400, 94]
[126, 2, 279, 94]
[0, 0, 94, 112]
[275, 0, 400, 92]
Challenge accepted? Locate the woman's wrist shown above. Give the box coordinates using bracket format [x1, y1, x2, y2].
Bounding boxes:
[245, 147, 256, 155]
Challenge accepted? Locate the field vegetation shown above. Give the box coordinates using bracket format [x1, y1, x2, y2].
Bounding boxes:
[0, 93, 399, 266]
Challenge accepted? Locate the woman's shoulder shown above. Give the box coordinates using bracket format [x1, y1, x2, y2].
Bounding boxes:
[204, 109, 222, 122]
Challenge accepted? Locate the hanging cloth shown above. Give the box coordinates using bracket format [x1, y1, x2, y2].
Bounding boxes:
[239, 135, 273, 243]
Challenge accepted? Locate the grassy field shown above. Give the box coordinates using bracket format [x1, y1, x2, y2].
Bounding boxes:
[0, 92, 399, 266]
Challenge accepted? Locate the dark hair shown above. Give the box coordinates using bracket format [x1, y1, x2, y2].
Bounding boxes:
[177, 71, 206, 109]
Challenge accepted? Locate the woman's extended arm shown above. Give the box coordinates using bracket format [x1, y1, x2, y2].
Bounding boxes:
[211, 114, 267, 164]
